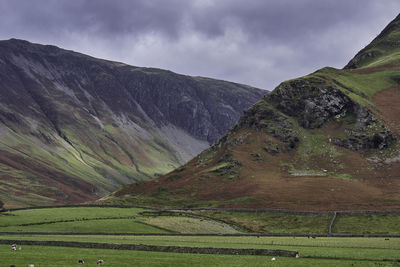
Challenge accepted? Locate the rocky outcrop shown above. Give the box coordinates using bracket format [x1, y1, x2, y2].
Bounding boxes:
[333, 104, 396, 150]
[268, 77, 353, 129]
[236, 101, 299, 149]
[230, 76, 396, 153]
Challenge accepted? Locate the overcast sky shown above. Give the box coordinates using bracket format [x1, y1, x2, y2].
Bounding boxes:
[0, 0, 399, 90]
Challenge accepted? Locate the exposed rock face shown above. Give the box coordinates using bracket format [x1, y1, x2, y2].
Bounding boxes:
[0, 38, 265, 207]
[333, 104, 396, 151]
[269, 78, 354, 129]
[222, 76, 395, 153]
[236, 101, 299, 150]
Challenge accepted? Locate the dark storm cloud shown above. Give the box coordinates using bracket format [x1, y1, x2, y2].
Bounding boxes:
[189, 0, 366, 40]
[0, 0, 399, 89]
[0, 0, 189, 38]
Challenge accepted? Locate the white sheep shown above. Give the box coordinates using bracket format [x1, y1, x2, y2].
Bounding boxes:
[96, 259, 104, 264]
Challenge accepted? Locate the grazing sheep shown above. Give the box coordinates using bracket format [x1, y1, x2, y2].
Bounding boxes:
[29, 265, 34, 267]
[296, 253, 300, 258]
[271, 257, 276, 261]
[96, 259, 104, 264]
[18, 247, 21, 250]
[78, 259, 85, 264]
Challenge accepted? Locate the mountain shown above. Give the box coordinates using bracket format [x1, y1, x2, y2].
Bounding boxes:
[0, 39, 265, 207]
[108, 14, 400, 211]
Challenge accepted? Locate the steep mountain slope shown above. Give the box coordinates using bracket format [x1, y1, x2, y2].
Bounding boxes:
[109, 14, 400, 211]
[345, 13, 400, 69]
[0, 39, 265, 207]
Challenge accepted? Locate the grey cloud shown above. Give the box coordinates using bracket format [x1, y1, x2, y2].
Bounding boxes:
[0, 0, 399, 90]
[1, 0, 190, 38]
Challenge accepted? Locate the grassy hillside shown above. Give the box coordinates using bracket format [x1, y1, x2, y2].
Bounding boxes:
[345, 13, 400, 69]
[106, 14, 400, 211]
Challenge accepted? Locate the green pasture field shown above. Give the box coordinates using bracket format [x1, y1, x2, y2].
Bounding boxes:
[0, 207, 242, 234]
[189, 210, 332, 234]
[0, 207, 146, 226]
[0, 236, 399, 266]
[1, 207, 400, 266]
[332, 213, 400, 235]
[0, 218, 168, 234]
[0, 244, 373, 267]
[1, 207, 400, 235]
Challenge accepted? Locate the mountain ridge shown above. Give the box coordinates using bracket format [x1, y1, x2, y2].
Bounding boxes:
[107, 13, 400, 211]
[345, 13, 400, 69]
[0, 39, 265, 207]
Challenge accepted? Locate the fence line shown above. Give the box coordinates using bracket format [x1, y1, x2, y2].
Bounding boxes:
[0, 239, 298, 257]
[328, 212, 337, 236]
[4, 204, 400, 215]
[0, 232, 399, 237]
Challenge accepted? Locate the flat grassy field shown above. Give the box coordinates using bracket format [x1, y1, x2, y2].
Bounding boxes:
[189, 210, 332, 234]
[0, 236, 399, 266]
[0, 218, 169, 233]
[0, 207, 243, 234]
[143, 216, 240, 234]
[0, 244, 366, 267]
[1, 207, 400, 235]
[332, 213, 400, 235]
[0, 207, 146, 226]
[1, 207, 400, 266]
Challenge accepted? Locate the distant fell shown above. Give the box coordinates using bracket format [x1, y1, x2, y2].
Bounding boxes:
[0, 39, 265, 207]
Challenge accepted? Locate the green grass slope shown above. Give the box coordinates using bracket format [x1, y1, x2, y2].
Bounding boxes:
[345, 13, 400, 69]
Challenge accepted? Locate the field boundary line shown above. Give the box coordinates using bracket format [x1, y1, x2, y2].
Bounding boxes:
[0, 216, 138, 227]
[0, 232, 400, 237]
[3, 204, 400, 214]
[0, 239, 298, 257]
[328, 212, 337, 236]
